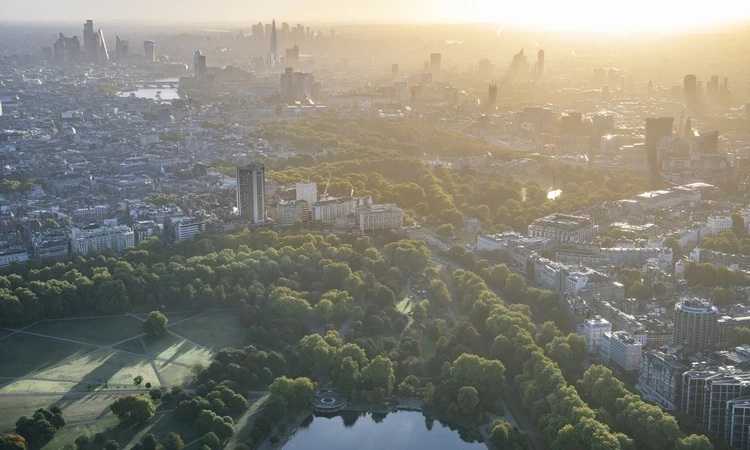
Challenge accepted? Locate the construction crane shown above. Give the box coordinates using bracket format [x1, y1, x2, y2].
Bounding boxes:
[322, 171, 332, 198]
[677, 111, 684, 136]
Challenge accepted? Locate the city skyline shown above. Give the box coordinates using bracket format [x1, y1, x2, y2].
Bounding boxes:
[3, 0, 750, 33]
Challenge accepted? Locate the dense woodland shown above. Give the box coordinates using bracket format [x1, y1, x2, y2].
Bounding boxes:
[215, 118, 650, 236]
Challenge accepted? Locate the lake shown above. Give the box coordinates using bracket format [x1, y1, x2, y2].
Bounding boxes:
[283, 410, 485, 450]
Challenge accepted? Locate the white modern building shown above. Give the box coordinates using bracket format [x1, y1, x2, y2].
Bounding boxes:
[277, 200, 306, 227]
[295, 181, 317, 206]
[528, 213, 597, 243]
[582, 315, 612, 355]
[636, 349, 688, 411]
[358, 204, 404, 233]
[601, 331, 643, 371]
[70, 224, 134, 255]
[0, 248, 28, 269]
[174, 219, 205, 241]
[708, 216, 733, 236]
[312, 197, 359, 224]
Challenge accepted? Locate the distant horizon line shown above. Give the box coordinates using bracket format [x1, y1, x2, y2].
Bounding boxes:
[3, 18, 750, 34]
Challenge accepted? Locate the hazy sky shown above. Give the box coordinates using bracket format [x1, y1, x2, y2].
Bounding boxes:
[4, 0, 750, 32]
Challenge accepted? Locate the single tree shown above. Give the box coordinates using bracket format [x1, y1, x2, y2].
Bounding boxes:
[142, 311, 168, 338]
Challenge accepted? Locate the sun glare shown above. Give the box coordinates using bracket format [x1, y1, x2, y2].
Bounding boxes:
[441, 0, 750, 32]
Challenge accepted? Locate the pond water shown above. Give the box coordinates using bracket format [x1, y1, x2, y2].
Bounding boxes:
[283, 410, 484, 450]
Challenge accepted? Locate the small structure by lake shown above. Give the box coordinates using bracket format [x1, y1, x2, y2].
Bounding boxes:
[310, 390, 347, 412]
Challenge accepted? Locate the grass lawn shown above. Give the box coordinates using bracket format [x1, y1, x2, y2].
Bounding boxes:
[396, 296, 414, 315]
[145, 334, 214, 366]
[0, 393, 126, 432]
[33, 349, 160, 389]
[0, 380, 83, 395]
[0, 334, 96, 378]
[25, 316, 145, 346]
[169, 310, 246, 351]
[0, 329, 14, 339]
[114, 338, 147, 355]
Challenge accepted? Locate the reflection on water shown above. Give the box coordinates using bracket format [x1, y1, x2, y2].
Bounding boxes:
[284, 410, 483, 450]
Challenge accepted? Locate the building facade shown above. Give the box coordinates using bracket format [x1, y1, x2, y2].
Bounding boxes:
[636, 349, 688, 411]
[582, 316, 612, 355]
[70, 225, 134, 255]
[674, 298, 719, 353]
[601, 331, 643, 371]
[236, 164, 266, 223]
[528, 213, 597, 243]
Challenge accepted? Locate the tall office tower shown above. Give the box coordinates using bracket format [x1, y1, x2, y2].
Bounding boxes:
[592, 68, 606, 88]
[645, 117, 674, 174]
[54, 33, 81, 63]
[83, 20, 98, 63]
[647, 80, 654, 98]
[683, 74, 697, 104]
[537, 49, 545, 79]
[254, 22, 265, 39]
[478, 59, 492, 79]
[143, 40, 156, 62]
[509, 49, 528, 79]
[392, 64, 399, 79]
[283, 67, 294, 100]
[285, 45, 299, 67]
[708, 75, 720, 103]
[295, 182, 317, 206]
[269, 20, 279, 69]
[281, 22, 290, 40]
[194, 50, 206, 80]
[236, 164, 266, 223]
[673, 298, 718, 353]
[97, 29, 109, 62]
[487, 84, 497, 112]
[115, 36, 129, 60]
[430, 53, 441, 77]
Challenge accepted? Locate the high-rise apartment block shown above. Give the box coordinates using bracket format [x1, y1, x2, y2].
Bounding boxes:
[143, 41, 157, 62]
[673, 298, 719, 353]
[236, 164, 266, 224]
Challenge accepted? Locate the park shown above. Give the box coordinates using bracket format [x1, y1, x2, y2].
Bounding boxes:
[0, 307, 267, 448]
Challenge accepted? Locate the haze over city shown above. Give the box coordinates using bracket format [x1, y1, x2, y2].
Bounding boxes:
[2, 2, 750, 450]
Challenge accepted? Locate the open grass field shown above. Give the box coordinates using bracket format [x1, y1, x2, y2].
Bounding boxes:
[0, 308, 247, 438]
[170, 310, 248, 351]
[0, 329, 14, 340]
[25, 315, 145, 346]
[0, 392, 128, 432]
[0, 334, 96, 377]
[34, 349, 160, 388]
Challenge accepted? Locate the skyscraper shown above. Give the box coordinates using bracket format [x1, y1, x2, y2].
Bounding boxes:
[430, 53, 441, 77]
[83, 20, 97, 63]
[54, 33, 81, 63]
[115, 36, 129, 60]
[683, 74, 697, 104]
[285, 45, 299, 67]
[487, 84, 497, 112]
[537, 49, 545, 79]
[269, 19, 279, 69]
[97, 29, 109, 63]
[194, 50, 206, 80]
[143, 41, 156, 62]
[392, 63, 399, 79]
[236, 164, 266, 223]
[645, 117, 673, 173]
